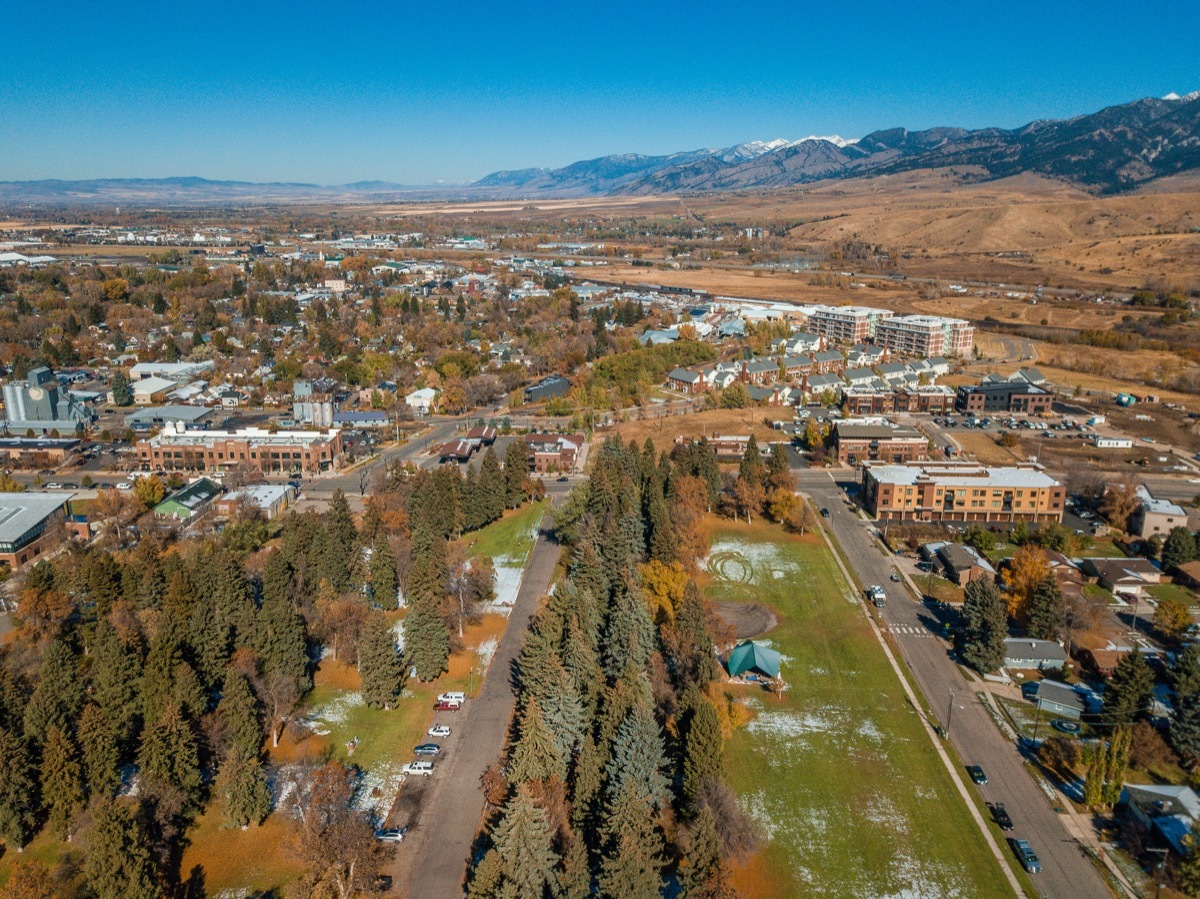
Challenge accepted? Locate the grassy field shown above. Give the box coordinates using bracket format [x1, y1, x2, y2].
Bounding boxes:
[706, 521, 1013, 899]
[464, 500, 548, 562]
[1148, 582, 1200, 608]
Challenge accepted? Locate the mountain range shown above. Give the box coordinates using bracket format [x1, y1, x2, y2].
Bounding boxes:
[1, 93, 1198, 205]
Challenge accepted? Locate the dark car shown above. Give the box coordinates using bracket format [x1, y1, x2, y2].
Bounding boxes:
[1009, 838, 1041, 873]
[820, 508, 830, 518]
[987, 802, 1013, 831]
[557, 476, 569, 482]
[967, 765, 987, 785]
[433, 701, 461, 712]
[413, 743, 441, 756]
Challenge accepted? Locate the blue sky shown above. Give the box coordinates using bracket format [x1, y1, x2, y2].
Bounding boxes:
[3, 0, 1198, 184]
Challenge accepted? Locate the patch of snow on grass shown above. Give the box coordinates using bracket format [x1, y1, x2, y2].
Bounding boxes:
[737, 790, 779, 843]
[354, 760, 406, 823]
[303, 691, 364, 735]
[476, 636, 499, 673]
[391, 618, 405, 653]
[491, 559, 524, 611]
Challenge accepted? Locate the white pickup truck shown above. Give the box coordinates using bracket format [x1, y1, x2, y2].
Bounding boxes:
[866, 585, 886, 607]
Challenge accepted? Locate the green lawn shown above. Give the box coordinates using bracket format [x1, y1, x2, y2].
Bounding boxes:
[464, 500, 548, 562]
[1147, 582, 1200, 608]
[708, 522, 1013, 898]
[1081, 539, 1128, 559]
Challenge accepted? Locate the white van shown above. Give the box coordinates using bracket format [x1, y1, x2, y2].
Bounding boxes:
[402, 761, 434, 776]
[438, 692, 466, 704]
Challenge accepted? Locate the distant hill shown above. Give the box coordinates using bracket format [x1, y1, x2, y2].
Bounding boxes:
[2, 93, 1197, 205]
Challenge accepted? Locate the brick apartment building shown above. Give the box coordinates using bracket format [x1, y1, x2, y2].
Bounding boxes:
[137, 426, 343, 474]
[833, 423, 929, 464]
[861, 461, 1065, 523]
[874, 314, 975, 357]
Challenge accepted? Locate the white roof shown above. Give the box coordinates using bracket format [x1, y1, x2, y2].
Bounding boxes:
[0, 492, 70, 544]
[133, 376, 178, 394]
[226, 484, 294, 508]
[1137, 485, 1186, 517]
[866, 462, 1061, 489]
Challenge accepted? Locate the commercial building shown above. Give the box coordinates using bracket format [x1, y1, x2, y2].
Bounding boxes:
[874, 314, 975, 357]
[0, 492, 72, 569]
[523, 433, 585, 473]
[129, 361, 216, 383]
[153, 478, 223, 522]
[125, 405, 214, 431]
[2, 367, 95, 434]
[1129, 485, 1188, 539]
[293, 380, 334, 427]
[803, 305, 894, 344]
[0, 437, 81, 468]
[136, 424, 343, 474]
[832, 423, 928, 465]
[405, 388, 438, 416]
[861, 461, 1065, 523]
[954, 382, 1054, 414]
[215, 484, 297, 520]
[523, 375, 572, 404]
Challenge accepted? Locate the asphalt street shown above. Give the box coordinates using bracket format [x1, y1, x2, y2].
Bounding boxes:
[399, 504, 563, 898]
[795, 467, 1111, 899]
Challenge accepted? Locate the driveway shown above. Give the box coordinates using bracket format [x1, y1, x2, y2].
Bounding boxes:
[795, 468, 1112, 899]
[396, 505, 563, 897]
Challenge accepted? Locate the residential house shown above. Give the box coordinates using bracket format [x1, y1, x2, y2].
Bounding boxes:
[1004, 638, 1068, 671]
[405, 387, 439, 416]
[1026, 680, 1086, 720]
[153, 478, 222, 522]
[1080, 557, 1162, 598]
[1123, 784, 1200, 855]
[667, 368, 706, 394]
[1130, 485, 1188, 539]
[921, 541, 997, 585]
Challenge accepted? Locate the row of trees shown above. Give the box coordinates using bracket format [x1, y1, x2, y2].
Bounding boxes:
[466, 437, 754, 898]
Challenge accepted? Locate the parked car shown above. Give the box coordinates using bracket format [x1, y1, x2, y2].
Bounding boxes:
[45, 483, 63, 490]
[433, 701, 461, 712]
[967, 765, 987, 785]
[820, 508, 830, 518]
[438, 692, 466, 704]
[890, 572, 901, 582]
[1009, 838, 1041, 873]
[428, 724, 451, 738]
[116, 482, 131, 490]
[413, 743, 441, 756]
[376, 827, 407, 843]
[987, 803, 1013, 831]
[557, 476, 569, 482]
[401, 761, 434, 776]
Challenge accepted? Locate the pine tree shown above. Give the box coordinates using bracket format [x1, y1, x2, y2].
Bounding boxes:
[738, 434, 764, 488]
[0, 727, 38, 850]
[1173, 689, 1200, 763]
[1105, 651, 1154, 725]
[602, 579, 656, 678]
[680, 805, 731, 899]
[557, 833, 591, 899]
[215, 747, 271, 827]
[605, 702, 670, 811]
[90, 620, 142, 741]
[516, 630, 559, 701]
[403, 602, 450, 682]
[218, 669, 263, 760]
[22, 637, 83, 745]
[369, 537, 399, 608]
[40, 725, 85, 840]
[682, 698, 723, 807]
[1172, 643, 1200, 698]
[1163, 526, 1198, 571]
[1180, 836, 1200, 897]
[137, 704, 202, 810]
[257, 552, 311, 694]
[669, 582, 721, 688]
[562, 615, 602, 717]
[570, 731, 603, 833]
[468, 848, 504, 899]
[541, 673, 586, 760]
[1026, 575, 1065, 641]
[597, 803, 665, 899]
[110, 370, 133, 406]
[79, 703, 121, 798]
[504, 439, 529, 509]
[479, 447, 506, 524]
[961, 578, 1008, 674]
[490, 785, 559, 898]
[359, 615, 406, 709]
[84, 798, 159, 899]
[508, 698, 567, 785]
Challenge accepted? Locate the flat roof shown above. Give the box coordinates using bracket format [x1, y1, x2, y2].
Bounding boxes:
[0, 492, 70, 544]
[225, 484, 293, 507]
[125, 405, 212, 422]
[866, 462, 1061, 489]
[835, 423, 924, 440]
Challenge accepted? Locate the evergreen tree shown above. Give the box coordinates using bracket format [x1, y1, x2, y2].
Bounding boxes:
[508, 697, 567, 785]
[557, 834, 591, 899]
[597, 802, 665, 899]
[680, 806, 731, 899]
[490, 784, 558, 899]
[215, 747, 271, 827]
[1180, 837, 1200, 897]
[369, 536, 399, 608]
[605, 702, 670, 811]
[541, 672, 587, 760]
[668, 582, 721, 688]
[40, 725, 85, 840]
[562, 615, 602, 717]
[1171, 643, 1200, 698]
[960, 578, 1008, 674]
[1026, 575, 1065, 641]
[467, 849, 504, 899]
[359, 615, 406, 710]
[309, 525, 351, 593]
[503, 439, 529, 509]
[516, 630, 559, 702]
[1163, 526, 1198, 571]
[602, 579, 656, 678]
[90, 620, 142, 741]
[1104, 651, 1154, 725]
[22, 637, 83, 745]
[738, 434, 764, 488]
[84, 798, 159, 899]
[0, 727, 38, 850]
[79, 703, 121, 798]
[257, 552, 311, 694]
[110, 370, 133, 406]
[479, 447, 506, 524]
[218, 669, 263, 760]
[682, 698, 723, 807]
[1173, 690, 1200, 764]
[136, 704, 202, 810]
[403, 602, 450, 682]
[326, 488, 359, 556]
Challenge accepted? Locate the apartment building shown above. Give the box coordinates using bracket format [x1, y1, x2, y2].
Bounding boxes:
[803, 305, 894, 344]
[861, 461, 1065, 523]
[874, 314, 975, 357]
[833, 423, 928, 464]
[137, 425, 343, 474]
[955, 382, 1054, 414]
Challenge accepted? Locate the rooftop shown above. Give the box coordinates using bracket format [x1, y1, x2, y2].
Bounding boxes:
[865, 462, 1061, 489]
[0, 492, 70, 545]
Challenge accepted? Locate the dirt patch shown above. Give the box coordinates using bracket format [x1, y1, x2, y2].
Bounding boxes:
[714, 601, 778, 640]
[608, 408, 793, 456]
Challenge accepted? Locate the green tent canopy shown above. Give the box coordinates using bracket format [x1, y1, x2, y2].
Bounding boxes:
[726, 640, 781, 678]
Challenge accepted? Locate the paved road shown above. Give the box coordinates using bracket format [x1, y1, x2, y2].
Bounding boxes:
[796, 468, 1112, 899]
[398, 506, 563, 898]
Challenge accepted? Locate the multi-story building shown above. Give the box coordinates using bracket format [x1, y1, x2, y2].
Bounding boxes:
[861, 461, 1065, 523]
[833, 423, 928, 465]
[803, 305, 894, 344]
[2, 367, 95, 434]
[136, 425, 343, 474]
[0, 437, 81, 469]
[0, 492, 73, 569]
[874, 314, 974, 357]
[954, 382, 1053, 414]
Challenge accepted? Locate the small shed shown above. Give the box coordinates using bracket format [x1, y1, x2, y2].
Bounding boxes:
[726, 641, 782, 679]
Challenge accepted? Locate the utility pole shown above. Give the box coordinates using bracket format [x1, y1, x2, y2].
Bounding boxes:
[946, 687, 956, 736]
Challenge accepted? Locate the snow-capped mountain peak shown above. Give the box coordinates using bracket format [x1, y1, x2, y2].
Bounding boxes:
[715, 136, 858, 164]
[1162, 90, 1200, 101]
[797, 134, 859, 147]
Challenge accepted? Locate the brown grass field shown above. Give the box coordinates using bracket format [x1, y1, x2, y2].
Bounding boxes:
[606, 407, 793, 454]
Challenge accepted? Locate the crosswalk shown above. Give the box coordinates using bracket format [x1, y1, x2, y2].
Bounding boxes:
[884, 624, 941, 639]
